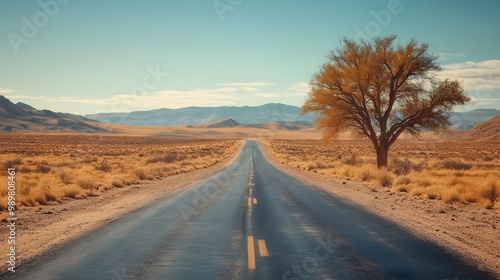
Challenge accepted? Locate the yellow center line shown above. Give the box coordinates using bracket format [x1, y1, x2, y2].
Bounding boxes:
[248, 197, 252, 207]
[253, 198, 257, 205]
[258, 239, 269, 257]
[247, 236, 256, 270]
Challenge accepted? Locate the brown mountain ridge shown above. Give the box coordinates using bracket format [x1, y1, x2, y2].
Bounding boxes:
[0, 95, 107, 133]
[460, 116, 500, 140]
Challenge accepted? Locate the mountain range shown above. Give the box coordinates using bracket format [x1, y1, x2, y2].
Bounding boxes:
[1, 95, 499, 134]
[85, 104, 499, 130]
[85, 103, 317, 127]
[0, 95, 106, 133]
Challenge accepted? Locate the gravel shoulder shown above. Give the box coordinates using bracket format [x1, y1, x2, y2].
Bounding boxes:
[257, 140, 500, 278]
[0, 141, 245, 274]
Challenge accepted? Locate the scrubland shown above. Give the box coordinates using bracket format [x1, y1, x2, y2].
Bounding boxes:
[0, 135, 240, 211]
[263, 139, 500, 210]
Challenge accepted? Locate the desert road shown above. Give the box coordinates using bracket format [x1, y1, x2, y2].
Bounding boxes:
[4, 141, 495, 280]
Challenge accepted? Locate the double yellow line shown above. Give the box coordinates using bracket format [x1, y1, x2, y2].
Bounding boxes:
[246, 154, 268, 271]
[247, 237, 269, 270]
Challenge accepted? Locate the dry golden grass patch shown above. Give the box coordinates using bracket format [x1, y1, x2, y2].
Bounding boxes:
[0, 135, 240, 210]
[263, 139, 500, 210]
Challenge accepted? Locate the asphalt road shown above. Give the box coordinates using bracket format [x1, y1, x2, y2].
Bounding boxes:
[4, 140, 495, 279]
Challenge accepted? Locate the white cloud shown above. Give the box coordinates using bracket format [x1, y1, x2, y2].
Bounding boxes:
[239, 87, 258, 92]
[7, 87, 240, 112]
[437, 53, 466, 60]
[251, 82, 310, 99]
[254, 93, 281, 98]
[6, 95, 110, 104]
[436, 60, 500, 91]
[289, 82, 310, 95]
[0, 88, 13, 94]
[216, 82, 274, 87]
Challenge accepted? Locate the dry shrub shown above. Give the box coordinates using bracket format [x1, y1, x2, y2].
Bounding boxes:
[29, 185, 57, 205]
[390, 158, 412, 175]
[134, 167, 154, 180]
[480, 178, 499, 209]
[77, 177, 97, 190]
[305, 162, 317, 171]
[483, 156, 494, 162]
[441, 189, 461, 204]
[393, 183, 409, 192]
[359, 167, 373, 181]
[341, 153, 358, 166]
[394, 176, 411, 186]
[19, 166, 32, 173]
[3, 158, 22, 169]
[0, 199, 6, 211]
[81, 156, 98, 164]
[442, 159, 472, 170]
[390, 158, 424, 175]
[110, 175, 127, 188]
[17, 176, 39, 196]
[36, 164, 51, 174]
[416, 179, 431, 187]
[58, 168, 73, 184]
[60, 185, 87, 199]
[146, 153, 177, 164]
[376, 169, 393, 187]
[95, 160, 112, 172]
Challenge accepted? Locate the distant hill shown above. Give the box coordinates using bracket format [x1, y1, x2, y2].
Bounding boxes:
[204, 118, 243, 128]
[248, 121, 312, 130]
[85, 103, 316, 126]
[460, 116, 500, 140]
[187, 118, 312, 131]
[450, 109, 500, 130]
[190, 118, 246, 129]
[16, 102, 37, 111]
[0, 96, 107, 133]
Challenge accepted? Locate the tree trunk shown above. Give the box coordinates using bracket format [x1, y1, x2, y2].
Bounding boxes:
[376, 144, 389, 168]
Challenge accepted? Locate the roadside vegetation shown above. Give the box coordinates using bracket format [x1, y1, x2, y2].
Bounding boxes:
[0, 135, 240, 211]
[263, 139, 500, 210]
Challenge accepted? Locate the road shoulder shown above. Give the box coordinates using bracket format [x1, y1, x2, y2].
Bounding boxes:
[257, 140, 500, 277]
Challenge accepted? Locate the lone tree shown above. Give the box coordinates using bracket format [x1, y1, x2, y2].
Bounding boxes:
[302, 36, 470, 168]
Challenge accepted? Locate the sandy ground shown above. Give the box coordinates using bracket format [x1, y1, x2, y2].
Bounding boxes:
[257, 141, 500, 278]
[0, 142, 245, 274]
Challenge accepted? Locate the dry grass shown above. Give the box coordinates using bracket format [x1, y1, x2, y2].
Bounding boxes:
[0, 135, 240, 210]
[263, 139, 500, 210]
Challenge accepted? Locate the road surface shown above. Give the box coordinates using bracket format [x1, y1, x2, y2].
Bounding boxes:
[4, 140, 495, 279]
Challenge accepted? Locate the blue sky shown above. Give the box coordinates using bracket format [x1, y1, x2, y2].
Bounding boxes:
[0, 0, 499, 114]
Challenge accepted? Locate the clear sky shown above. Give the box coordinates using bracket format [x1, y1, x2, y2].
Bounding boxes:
[0, 0, 499, 114]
